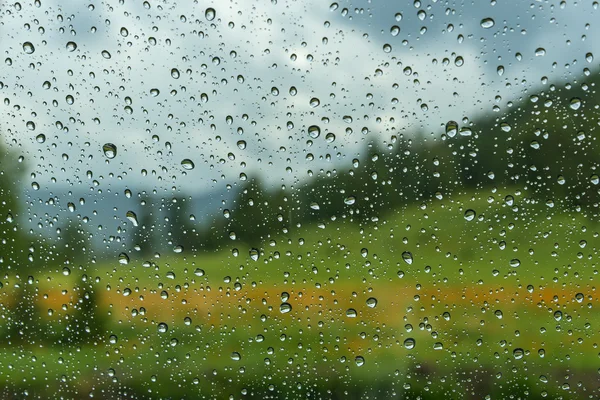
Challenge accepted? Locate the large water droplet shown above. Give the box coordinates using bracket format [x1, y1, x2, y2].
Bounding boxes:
[309, 97, 320, 108]
[126, 211, 138, 227]
[366, 297, 378, 308]
[157, 322, 168, 333]
[66, 41, 77, 52]
[402, 251, 413, 265]
[23, 42, 35, 54]
[445, 121, 458, 138]
[346, 308, 357, 318]
[118, 252, 130, 264]
[181, 159, 195, 170]
[308, 125, 321, 138]
[205, 7, 216, 21]
[280, 302, 292, 313]
[101, 50, 111, 59]
[464, 209, 476, 221]
[480, 18, 495, 29]
[404, 338, 416, 349]
[103, 143, 117, 159]
[569, 98, 581, 110]
[249, 248, 259, 261]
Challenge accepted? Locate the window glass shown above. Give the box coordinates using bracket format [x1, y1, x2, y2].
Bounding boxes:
[1, 0, 599, 398]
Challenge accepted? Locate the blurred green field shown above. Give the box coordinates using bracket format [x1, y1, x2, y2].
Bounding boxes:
[1, 191, 598, 399]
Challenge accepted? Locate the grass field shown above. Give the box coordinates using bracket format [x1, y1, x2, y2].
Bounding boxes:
[1, 190, 598, 398]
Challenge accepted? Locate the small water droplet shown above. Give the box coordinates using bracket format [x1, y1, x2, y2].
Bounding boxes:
[101, 50, 111, 59]
[231, 352, 241, 361]
[249, 248, 259, 261]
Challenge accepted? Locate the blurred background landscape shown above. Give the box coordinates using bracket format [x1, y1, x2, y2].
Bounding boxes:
[1, 0, 600, 399]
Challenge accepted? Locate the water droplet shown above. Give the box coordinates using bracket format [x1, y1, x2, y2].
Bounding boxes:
[231, 352, 241, 361]
[360, 248, 368, 258]
[181, 159, 195, 170]
[355, 356, 365, 366]
[307, 125, 321, 138]
[433, 342, 444, 350]
[120, 27, 129, 37]
[249, 248, 259, 261]
[126, 211, 138, 226]
[535, 48, 546, 57]
[66, 41, 77, 52]
[366, 297, 378, 308]
[118, 252, 130, 264]
[569, 98, 581, 110]
[289, 86, 297, 96]
[513, 348, 524, 359]
[102, 143, 117, 159]
[237, 140, 247, 150]
[280, 302, 292, 313]
[35, 134, 46, 143]
[346, 308, 357, 318]
[464, 209, 476, 221]
[497, 65, 504, 76]
[23, 42, 35, 54]
[454, 56, 464, 67]
[402, 251, 413, 265]
[171, 68, 180, 79]
[553, 310, 562, 321]
[194, 268, 205, 277]
[445, 121, 458, 138]
[309, 97, 320, 108]
[494, 310, 503, 319]
[390, 25, 400, 36]
[325, 132, 336, 143]
[205, 7, 216, 21]
[157, 322, 168, 333]
[404, 338, 416, 349]
[480, 18, 495, 29]
[344, 196, 356, 205]
[383, 43, 392, 53]
[150, 88, 160, 97]
[101, 50, 111, 59]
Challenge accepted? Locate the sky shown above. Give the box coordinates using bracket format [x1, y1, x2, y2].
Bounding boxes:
[1, 0, 598, 201]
